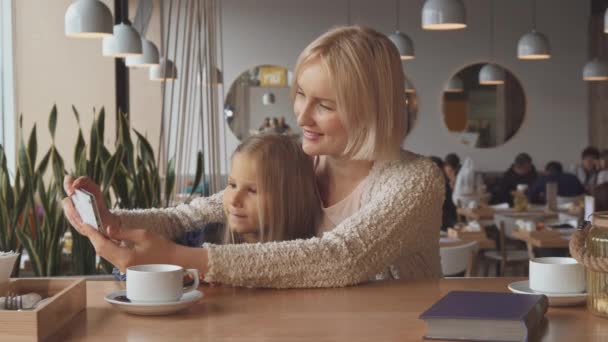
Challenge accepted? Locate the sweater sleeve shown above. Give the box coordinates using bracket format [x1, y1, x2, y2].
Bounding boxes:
[110, 191, 226, 240]
[203, 156, 445, 288]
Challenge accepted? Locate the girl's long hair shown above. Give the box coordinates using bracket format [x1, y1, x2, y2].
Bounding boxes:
[224, 133, 321, 243]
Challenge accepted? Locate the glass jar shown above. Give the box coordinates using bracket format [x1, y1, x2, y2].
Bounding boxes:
[587, 212, 608, 317]
[512, 184, 529, 212]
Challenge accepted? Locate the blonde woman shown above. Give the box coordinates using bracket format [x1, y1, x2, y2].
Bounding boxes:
[63, 26, 444, 288]
[221, 133, 319, 244]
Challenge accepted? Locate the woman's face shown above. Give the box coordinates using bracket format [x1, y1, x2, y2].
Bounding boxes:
[294, 60, 348, 157]
[223, 153, 260, 235]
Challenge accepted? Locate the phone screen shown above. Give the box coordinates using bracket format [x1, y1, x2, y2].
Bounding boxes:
[72, 189, 104, 234]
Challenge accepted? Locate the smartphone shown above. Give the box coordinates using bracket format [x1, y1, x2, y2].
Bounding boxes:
[71, 189, 105, 236]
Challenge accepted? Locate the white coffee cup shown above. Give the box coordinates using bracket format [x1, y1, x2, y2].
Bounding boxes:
[126, 264, 199, 303]
[529, 257, 586, 294]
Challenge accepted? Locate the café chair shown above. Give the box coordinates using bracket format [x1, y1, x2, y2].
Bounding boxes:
[440, 241, 479, 277]
[483, 221, 529, 276]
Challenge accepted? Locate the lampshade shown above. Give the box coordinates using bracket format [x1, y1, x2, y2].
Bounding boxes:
[517, 30, 551, 60]
[479, 63, 505, 85]
[126, 39, 160, 67]
[445, 76, 464, 92]
[583, 59, 608, 81]
[262, 92, 276, 105]
[388, 31, 415, 60]
[149, 58, 177, 81]
[404, 78, 416, 93]
[200, 67, 223, 86]
[65, 0, 113, 38]
[422, 0, 466, 30]
[102, 23, 143, 58]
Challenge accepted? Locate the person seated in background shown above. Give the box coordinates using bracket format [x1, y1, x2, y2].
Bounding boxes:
[576, 146, 600, 192]
[258, 117, 271, 132]
[527, 161, 585, 204]
[265, 118, 282, 134]
[430, 156, 457, 231]
[593, 182, 608, 212]
[491, 153, 538, 206]
[277, 116, 293, 135]
[597, 149, 608, 185]
[443, 153, 461, 191]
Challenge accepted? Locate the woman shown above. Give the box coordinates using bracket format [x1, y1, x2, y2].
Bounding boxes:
[63, 26, 444, 288]
[443, 153, 460, 191]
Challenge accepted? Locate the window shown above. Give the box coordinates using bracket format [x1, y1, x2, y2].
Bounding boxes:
[0, 0, 15, 173]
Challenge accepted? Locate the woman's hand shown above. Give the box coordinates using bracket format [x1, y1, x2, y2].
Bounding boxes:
[62, 202, 210, 274]
[62, 175, 121, 232]
[86, 224, 179, 272]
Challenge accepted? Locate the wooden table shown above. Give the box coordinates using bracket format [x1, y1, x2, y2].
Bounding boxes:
[440, 236, 496, 249]
[510, 230, 571, 249]
[42, 278, 606, 341]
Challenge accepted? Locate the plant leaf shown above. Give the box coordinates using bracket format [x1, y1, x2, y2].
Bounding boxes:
[97, 108, 105, 148]
[72, 105, 80, 125]
[190, 151, 204, 196]
[102, 145, 123, 191]
[164, 157, 176, 207]
[27, 125, 38, 172]
[49, 104, 58, 141]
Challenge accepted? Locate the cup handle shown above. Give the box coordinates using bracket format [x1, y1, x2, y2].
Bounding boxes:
[183, 269, 200, 293]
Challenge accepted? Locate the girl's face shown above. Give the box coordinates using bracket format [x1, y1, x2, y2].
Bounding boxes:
[223, 153, 260, 236]
[294, 60, 348, 157]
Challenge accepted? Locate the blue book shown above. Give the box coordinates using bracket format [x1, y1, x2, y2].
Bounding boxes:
[419, 291, 548, 342]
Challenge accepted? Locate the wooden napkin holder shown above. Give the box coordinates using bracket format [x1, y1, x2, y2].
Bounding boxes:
[0, 278, 86, 341]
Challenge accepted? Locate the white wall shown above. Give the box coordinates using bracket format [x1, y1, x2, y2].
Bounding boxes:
[221, 0, 589, 172]
[13, 0, 162, 172]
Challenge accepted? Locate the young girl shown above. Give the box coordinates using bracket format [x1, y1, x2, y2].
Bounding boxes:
[221, 133, 321, 244]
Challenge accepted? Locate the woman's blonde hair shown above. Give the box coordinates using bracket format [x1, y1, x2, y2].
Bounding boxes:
[292, 26, 407, 161]
[224, 133, 321, 244]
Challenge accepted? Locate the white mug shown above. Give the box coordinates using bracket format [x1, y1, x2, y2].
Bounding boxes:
[529, 257, 586, 294]
[126, 264, 199, 303]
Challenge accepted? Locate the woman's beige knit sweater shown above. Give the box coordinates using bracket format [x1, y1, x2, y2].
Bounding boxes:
[112, 150, 444, 288]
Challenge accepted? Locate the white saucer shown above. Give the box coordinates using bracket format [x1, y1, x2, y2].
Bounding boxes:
[104, 290, 203, 316]
[507, 280, 587, 307]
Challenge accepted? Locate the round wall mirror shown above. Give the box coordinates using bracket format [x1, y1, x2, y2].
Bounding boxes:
[442, 63, 525, 148]
[224, 65, 299, 141]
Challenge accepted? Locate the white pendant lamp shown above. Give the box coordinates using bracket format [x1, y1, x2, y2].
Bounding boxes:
[126, 39, 160, 67]
[199, 67, 223, 86]
[517, 0, 551, 60]
[102, 22, 143, 58]
[422, 0, 466, 30]
[517, 31, 551, 60]
[65, 0, 113, 38]
[404, 78, 416, 93]
[584, 13, 608, 81]
[389, 0, 415, 59]
[149, 58, 177, 81]
[583, 59, 608, 81]
[389, 32, 415, 60]
[479, 1, 504, 85]
[445, 76, 464, 92]
[479, 64, 505, 85]
[262, 92, 276, 105]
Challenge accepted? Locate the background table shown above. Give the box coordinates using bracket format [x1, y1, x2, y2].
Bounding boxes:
[41, 278, 607, 341]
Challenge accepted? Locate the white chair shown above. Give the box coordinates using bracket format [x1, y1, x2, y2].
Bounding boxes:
[440, 241, 479, 277]
[483, 222, 529, 276]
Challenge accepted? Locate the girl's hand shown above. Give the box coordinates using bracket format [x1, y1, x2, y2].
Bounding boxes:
[63, 175, 121, 231]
